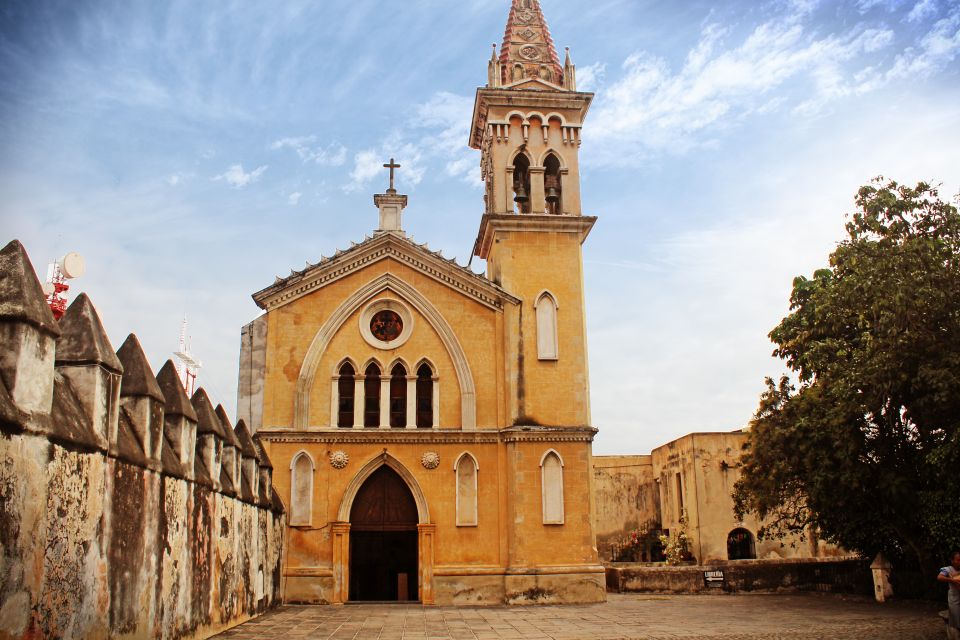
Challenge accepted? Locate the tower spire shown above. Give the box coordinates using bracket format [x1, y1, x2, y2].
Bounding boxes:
[498, 0, 564, 87]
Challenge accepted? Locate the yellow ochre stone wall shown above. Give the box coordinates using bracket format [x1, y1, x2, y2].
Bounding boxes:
[262, 258, 504, 430]
[489, 230, 591, 428]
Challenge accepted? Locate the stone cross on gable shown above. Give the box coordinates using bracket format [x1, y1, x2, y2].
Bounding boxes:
[374, 158, 408, 234]
[383, 158, 401, 193]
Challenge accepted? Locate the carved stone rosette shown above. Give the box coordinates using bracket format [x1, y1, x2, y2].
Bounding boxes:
[330, 450, 349, 469]
[420, 451, 440, 470]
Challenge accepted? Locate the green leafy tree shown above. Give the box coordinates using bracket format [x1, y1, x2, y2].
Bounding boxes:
[733, 179, 960, 576]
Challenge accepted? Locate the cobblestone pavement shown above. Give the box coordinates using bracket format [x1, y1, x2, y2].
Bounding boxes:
[212, 593, 947, 639]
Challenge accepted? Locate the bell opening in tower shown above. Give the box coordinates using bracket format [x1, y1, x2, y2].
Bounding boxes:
[544, 153, 563, 215]
[513, 153, 531, 214]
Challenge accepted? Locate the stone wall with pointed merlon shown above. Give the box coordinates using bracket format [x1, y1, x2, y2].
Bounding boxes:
[0, 238, 285, 640]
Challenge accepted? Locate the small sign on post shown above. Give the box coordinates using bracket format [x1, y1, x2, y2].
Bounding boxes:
[703, 569, 725, 589]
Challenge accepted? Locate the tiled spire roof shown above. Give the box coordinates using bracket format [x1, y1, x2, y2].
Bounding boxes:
[499, 0, 563, 86]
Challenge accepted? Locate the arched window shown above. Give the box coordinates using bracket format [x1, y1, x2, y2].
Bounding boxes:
[364, 363, 381, 428]
[512, 63, 524, 82]
[455, 453, 479, 526]
[390, 363, 407, 428]
[416, 363, 434, 429]
[540, 450, 564, 525]
[727, 528, 757, 560]
[290, 451, 314, 526]
[337, 362, 355, 428]
[535, 292, 559, 360]
[544, 153, 562, 215]
[512, 153, 531, 214]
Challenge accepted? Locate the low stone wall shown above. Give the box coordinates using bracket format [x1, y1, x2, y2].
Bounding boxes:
[0, 240, 285, 639]
[606, 558, 872, 596]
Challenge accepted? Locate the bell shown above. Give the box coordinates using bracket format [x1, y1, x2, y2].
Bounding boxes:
[545, 186, 561, 204]
[514, 183, 529, 203]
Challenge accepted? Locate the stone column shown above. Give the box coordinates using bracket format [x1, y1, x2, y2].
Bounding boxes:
[353, 376, 364, 429]
[405, 376, 416, 429]
[331, 522, 351, 604]
[559, 168, 571, 216]
[329, 377, 338, 427]
[432, 378, 440, 429]
[504, 166, 515, 214]
[379, 376, 391, 429]
[529, 167, 546, 215]
[417, 523, 436, 605]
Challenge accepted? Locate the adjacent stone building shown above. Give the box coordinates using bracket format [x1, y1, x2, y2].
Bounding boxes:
[237, 0, 606, 606]
[593, 431, 846, 566]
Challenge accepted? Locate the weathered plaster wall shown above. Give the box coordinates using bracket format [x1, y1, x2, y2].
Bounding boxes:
[0, 239, 286, 640]
[591, 432, 847, 568]
[592, 455, 659, 561]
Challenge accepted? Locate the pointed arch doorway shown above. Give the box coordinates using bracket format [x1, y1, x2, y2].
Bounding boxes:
[349, 466, 419, 601]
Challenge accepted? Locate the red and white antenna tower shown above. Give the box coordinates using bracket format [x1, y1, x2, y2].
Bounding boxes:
[174, 317, 202, 397]
[43, 253, 85, 320]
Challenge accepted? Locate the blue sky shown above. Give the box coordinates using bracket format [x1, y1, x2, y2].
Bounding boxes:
[2, 0, 958, 454]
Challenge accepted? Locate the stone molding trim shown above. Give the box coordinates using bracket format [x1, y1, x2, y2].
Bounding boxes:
[252, 232, 519, 313]
[259, 430, 502, 444]
[336, 451, 430, 523]
[469, 88, 593, 150]
[257, 426, 597, 444]
[474, 214, 597, 260]
[294, 273, 477, 430]
[501, 426, 597, 444]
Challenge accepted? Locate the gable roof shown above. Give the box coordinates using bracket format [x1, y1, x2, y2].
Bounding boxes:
[252, 231, 518, 312]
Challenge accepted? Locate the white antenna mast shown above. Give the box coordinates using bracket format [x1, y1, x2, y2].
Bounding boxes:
[174, 316, 202, 396]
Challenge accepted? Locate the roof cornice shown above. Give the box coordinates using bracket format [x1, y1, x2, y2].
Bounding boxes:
[252, 232, 519, 312]
[473, 214, 597, 260]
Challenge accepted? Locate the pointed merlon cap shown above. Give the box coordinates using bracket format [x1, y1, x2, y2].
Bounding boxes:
[234, 419, 259, 460]
[56, 294, 123, 374]
[116, 334, 163, 401]
[252, 435, 274, 470]
[0, 240, 60, 337]
[215, 404, 243, 448]
[499, 0, 564, 86]
[870, 552, 893, 570]
[156, 360, 198, 422]
[191, 387, 225, 438]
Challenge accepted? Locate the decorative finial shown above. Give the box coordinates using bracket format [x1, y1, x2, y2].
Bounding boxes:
[383, 158, 401, 194]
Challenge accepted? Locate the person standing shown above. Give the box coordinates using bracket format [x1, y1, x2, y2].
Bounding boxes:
[939, 550, 960, 638]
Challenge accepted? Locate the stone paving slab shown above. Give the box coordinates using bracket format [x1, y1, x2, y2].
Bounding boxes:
[212, 593, 946, 640]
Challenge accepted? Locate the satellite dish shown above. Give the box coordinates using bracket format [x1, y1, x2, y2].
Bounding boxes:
[41, 282, 55, 296]
[59, 253, 85, 279]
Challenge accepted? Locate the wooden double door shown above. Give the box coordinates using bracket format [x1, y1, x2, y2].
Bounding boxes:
[348, 466, 419, 602]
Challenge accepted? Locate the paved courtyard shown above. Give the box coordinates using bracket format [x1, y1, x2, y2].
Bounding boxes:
[213, 593, 947, 640]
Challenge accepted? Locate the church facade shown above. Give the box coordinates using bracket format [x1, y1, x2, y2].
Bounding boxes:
[237, 0, 607, 606]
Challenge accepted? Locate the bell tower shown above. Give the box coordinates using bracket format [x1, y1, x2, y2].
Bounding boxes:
[471, 0, 597, 427]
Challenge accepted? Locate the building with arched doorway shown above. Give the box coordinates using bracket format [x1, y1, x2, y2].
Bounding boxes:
[236, 0, 607, 605]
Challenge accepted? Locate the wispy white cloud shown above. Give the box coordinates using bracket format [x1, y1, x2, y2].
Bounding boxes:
[888, 6, 960, 77]
[584, 0, 960, 165]
[575, 62, 606, 92]
[213, 164, 268, 188]
[271, 136, 347, 166]
[346, 91, 477, 192]
[346, 136, 425, 193]
[288, 191, 302, 205]
[907, 0, 939, 22]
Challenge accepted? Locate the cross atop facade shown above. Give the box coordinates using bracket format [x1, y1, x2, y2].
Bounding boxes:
[383, 158, 401, 193]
